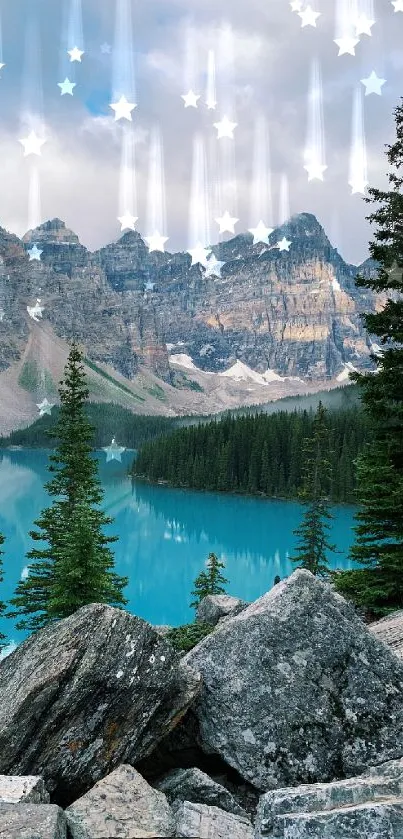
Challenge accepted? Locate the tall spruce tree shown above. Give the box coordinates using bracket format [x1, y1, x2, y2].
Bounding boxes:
[8, 341, 128, 631]
[0, 533, 7, 649]
[290, 401, 337, 576]
[190, 552, 229, 609]
[332, 99, 403, 617]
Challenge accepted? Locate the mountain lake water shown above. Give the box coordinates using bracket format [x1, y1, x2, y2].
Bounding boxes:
[0, 448, 359, 654]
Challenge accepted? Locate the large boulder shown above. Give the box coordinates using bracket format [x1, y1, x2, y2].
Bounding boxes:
[66, 764, 176, 838]
[0, 803, 67, 838]
[196, 594, 248, 626]
[0, 775, 49, 803]
[0, 604, 201, 805]
[368, 610, 403, 660]
[172, 800, 254, 838]
[154, 766, 249, 818]
[181, 569, 403, 790]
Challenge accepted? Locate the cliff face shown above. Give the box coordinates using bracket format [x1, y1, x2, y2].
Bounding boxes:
[0, 213, 381, 393]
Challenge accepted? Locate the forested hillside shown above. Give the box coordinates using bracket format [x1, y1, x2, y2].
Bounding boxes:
[0, 403, 177, 449]
[134, 406, 374, 503]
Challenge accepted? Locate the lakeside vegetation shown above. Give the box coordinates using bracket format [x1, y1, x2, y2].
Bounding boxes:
[133, 405, 374, 504]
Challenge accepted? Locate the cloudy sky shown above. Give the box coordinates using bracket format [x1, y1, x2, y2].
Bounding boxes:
[0, 0, 402, 265]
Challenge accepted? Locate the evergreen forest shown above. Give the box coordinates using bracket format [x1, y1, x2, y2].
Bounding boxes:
[134, 405, 374, 504]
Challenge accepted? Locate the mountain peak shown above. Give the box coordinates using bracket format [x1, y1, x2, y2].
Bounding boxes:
[22, 218, 81, 246]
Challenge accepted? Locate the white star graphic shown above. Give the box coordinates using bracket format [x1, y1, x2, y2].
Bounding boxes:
[349, 176, 368, 195]
[118, 212, 138, 232]
[304, 160, 327, 181]
[206, 98, 217, 110]
[355, 14, 375, 36]
[103, 438, 126, 462]
[181, 90, 200, 108]
[68, 46, 84, 62]
[100, 42, 111, 54]
[215, 211, 239, 234]
[27, 244, 43, 261]
[110, 95, 137, 121]
[361, 71, 386, 96]
[290, 0, 303, 10]
[144, 280, 155, 291]
[145, 232, 169, 253]
[37, 398, 54, 417]
[392, 0, 403, 11]
[249, 221, 274, 245]
[213, 116, 237, 139]
[0, 63, 5, 74]
[204, 255, 225, 278]
[27, 299, 43, 321]
[334, 36, 360, 56]
[19, 131, 46, 157]
[276, 237, 292, 252]
[58, 78, 76, 96]
[298, 6, 321, 27]
[187, 242, 212, 267]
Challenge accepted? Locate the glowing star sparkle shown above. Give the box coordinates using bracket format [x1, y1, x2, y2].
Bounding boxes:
[298, 6, 321, 27]
[334, 36, 360, 56]
[27, 299, 43, 321]
[304, 160, 327, 181]
[145, 232, 169, 253]
[187, 243, 212, 267]
[58, 77, 76, 96]
[19, 131, 46, 157]
[349, 175, 368, 195]
[68, 46, 84, 62]
[392, 0, 403, 11]
[361, 71, 386, 96]
[206, 97, 217, 110]
[276, 236, 292, 252]
[100, 42, 111, 54]
[248, 221, 274, 245]
[110, 95, 137, 121]
[213, 116, 237, 139]
[181, 90, 200, 108]
[37, 398, 54, 417]
[204, 255, 225, 278]
[144, 280, 155, 291]
[215, 211, 239, 234]
[355, 14, 375, 36]
[103, 437, 126, 462]
[118, 212, 138, 232]
[27, 244, 43, 261]
[290, 0, 303, 10]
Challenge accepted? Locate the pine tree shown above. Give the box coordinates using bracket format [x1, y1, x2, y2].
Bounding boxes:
[290, 402, 337, 576]
[190, 552, 229, 609]
[332, 99, 403, 617]
[8, 341, 128, 631]
[0, 533, 7, 649]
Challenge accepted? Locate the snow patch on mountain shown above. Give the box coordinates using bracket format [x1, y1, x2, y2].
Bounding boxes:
[336, 361, 357, 382]
[169, 353, 198, 370]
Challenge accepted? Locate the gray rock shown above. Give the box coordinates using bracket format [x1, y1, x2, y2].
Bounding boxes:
[66, 764, 176, 838]
[368, 611, 403, 660]
[0, 603, 201, 804]
[0, 775, 50, 803]
[363, 757, 403, 780]
[154, 767, 249, 818]
[0, 802, 67, 838]
[255, 775, 403, 836]
[182, 569, 403, 790]
[196, 594, 249, 626]
[154, 625, 173, 637]
[269, 800, 403, 839]
[172, 799, 254, 838]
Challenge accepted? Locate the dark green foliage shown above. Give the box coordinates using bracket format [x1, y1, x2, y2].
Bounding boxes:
[290, 402, 338, 576]
[134, 405, 373, 503]
[8, 341, 128, 632]
[331, 99, 403, 617]
[0, 533, 6, 649]
[166, 621, 215, 652]
[190, 552, 229, 609]
[83, 357, 145, 400]
[0, 403, 177, 450]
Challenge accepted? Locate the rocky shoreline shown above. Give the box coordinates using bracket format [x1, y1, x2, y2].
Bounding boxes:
[1, 569, 403, 837]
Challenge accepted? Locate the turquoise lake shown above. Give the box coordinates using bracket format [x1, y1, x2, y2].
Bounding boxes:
[0, 449, 359, 652]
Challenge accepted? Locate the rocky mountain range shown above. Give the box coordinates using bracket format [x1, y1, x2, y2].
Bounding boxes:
[0, 211, 384, 433]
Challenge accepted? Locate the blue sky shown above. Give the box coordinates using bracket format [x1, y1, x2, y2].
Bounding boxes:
[0, 0, 402, 263]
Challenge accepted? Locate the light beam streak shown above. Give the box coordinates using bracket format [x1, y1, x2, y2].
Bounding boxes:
[145, 126, 168, 252]
[348, 85, 368, 195]
[188, 134, 211, 266]
[117, 126, 138, 231]
[303, 57, 327, 181]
